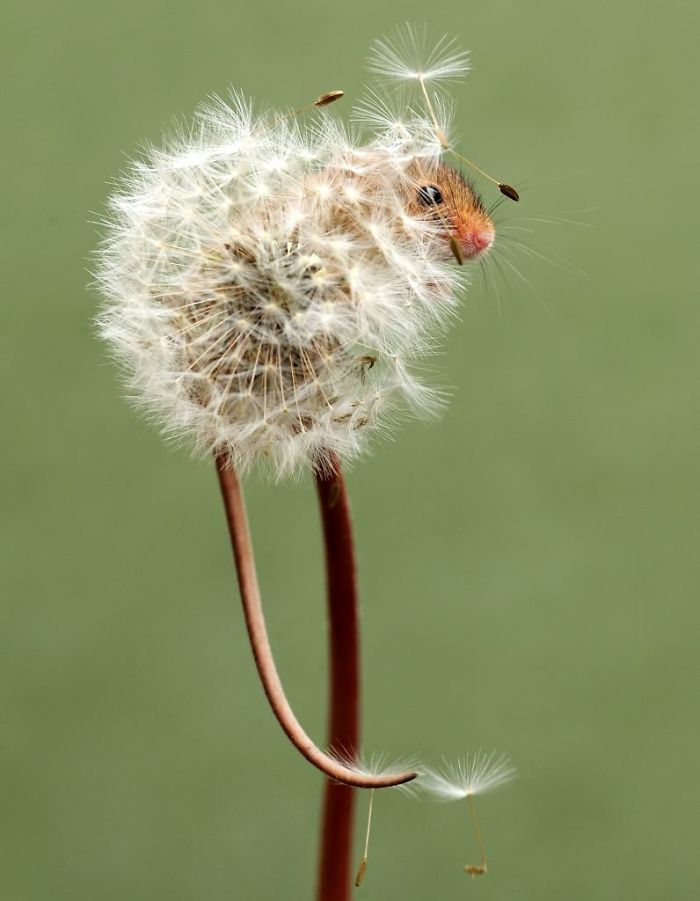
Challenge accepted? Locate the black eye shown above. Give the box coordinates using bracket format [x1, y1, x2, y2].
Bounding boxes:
[417, 185, 444, 206]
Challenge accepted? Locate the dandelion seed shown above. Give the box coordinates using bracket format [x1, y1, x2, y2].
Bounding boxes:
[420, 752, 515, 876]
[327, 751, 420, 888]
[367, 25, 520, 203]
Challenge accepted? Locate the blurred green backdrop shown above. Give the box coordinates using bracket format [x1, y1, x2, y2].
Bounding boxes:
[2, 1, 698, 899]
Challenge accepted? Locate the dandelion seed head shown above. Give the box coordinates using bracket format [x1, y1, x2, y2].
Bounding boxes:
[96, 33, 494, 479]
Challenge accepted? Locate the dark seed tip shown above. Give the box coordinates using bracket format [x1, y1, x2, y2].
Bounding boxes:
[314, 90, 345, 107]
[498, 183, 520, 202]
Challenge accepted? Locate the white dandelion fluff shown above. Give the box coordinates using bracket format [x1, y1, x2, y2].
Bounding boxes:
[331, 749, 422, 796]
[96, 33, 498, 479]
[420, 751, 516, 800]
[368, 24, 471, 85]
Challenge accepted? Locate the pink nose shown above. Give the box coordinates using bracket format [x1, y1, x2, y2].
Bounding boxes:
[471, 230, 494, 251]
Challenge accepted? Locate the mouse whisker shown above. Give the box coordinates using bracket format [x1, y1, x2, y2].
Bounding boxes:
[488, 245, 551, 316]
[497, 234, 587, 278]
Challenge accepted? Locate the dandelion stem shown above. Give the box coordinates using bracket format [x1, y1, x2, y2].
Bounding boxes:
[315, 455, 361, 899]
[215, 453, 417, 792]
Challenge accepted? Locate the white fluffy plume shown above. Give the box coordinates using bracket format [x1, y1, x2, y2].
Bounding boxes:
[419, 752, 516, 801]
[368, 24, 471, 85]
[96, 38, 474, 478]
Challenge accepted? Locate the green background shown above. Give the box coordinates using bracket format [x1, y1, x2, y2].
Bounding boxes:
[2, 1, 698, 898]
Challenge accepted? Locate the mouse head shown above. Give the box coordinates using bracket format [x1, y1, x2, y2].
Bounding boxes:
[405, 162, 495, 263]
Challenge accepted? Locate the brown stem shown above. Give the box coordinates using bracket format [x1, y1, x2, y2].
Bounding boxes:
[215, 453, 417, 790]
[315, 455, 359, 901]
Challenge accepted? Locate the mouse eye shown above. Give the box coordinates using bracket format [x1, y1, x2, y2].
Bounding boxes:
[416, 185, 444, 206]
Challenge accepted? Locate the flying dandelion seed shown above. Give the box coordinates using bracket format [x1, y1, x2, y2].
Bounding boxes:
[420, 752, 516, 876]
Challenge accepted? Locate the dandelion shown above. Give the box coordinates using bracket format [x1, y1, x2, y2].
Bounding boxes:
[420, 752, 516, 876]
[95, 25, 521, 899]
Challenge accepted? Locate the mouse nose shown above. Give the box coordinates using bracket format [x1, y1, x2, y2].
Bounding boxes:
[458, 229, 494, 261]
[471, 230, 494, 252]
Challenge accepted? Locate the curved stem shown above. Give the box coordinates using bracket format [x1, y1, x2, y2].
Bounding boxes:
[215, 453, 417, 790]
[315, 456, 360, 900]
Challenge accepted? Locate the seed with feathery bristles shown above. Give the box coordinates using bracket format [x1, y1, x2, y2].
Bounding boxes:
[326, 750, 422, 887]
[419, 752, 516, 877]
